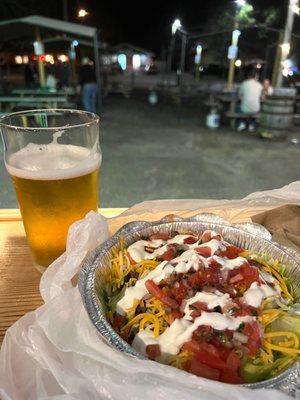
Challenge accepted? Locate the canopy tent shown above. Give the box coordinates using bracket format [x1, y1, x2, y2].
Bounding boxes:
[0, 15, 102, 112]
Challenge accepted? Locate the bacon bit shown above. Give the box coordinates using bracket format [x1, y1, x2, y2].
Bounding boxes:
[144, 246, 155, 253]
[190, 301, 209, 312]
[229, 273, 244, 284]
[169, 309, 184, 323]
[149, 233, 170, 241]
[146, 344, 161, 360]
[209, 258, 222, 268]
[160, 244, 177, 261]
[145, 279, 179, 309]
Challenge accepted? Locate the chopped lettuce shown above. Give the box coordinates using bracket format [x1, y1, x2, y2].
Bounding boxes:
[268, 315, 300, 340]
[108, 286, 126, 313]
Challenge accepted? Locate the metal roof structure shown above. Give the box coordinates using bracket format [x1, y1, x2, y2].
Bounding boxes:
[0, 15, 97, 40]
[0, 15, 102, 112]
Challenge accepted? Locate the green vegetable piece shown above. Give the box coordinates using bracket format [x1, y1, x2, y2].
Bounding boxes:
[241, 356, 292, 383]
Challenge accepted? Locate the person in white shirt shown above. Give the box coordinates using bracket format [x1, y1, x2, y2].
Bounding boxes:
[237, 70, 262, 132]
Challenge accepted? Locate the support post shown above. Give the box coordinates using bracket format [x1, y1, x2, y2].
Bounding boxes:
[69, 42, 77, 86]
[226, 25, 240, 91]
[274, 0, 295, 88]
[167, 35, 176, 72]
[35, 28, 45, 88]
[180, 32, 187, 76]
[93, 30, 102, 114]
[272, 30, 284, 87]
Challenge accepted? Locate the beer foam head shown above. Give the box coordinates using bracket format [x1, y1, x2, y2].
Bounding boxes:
[6, 143, 101, 180]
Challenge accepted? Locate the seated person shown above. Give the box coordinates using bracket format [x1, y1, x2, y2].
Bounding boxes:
[237, 70, 262, 132]
[262, 78, 274, 100]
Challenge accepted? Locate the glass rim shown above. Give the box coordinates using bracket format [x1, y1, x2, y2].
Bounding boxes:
[0, 108, 100, 131]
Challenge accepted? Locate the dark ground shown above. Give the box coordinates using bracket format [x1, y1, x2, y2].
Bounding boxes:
[1, 92, 300, 208]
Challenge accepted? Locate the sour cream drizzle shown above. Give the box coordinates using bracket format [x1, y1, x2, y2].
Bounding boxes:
[117, 231, 282, 357]
[182, 291, 232, 320]
[127, 232, 222, 263]
[243, 281, 280, 308]
[133, 313, 254, 357]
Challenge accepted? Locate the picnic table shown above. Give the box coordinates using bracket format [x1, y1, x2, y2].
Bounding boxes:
[217, 90, 260, 129]
[0, 95, 72, 112]
[12, 87, 76, 97]
[0, 203, 277, 345]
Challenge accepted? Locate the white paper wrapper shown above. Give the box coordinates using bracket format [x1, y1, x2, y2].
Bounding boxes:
[1, 182, 300, 400]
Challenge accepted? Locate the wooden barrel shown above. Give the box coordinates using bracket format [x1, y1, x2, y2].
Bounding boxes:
[259, 95, 295, 140]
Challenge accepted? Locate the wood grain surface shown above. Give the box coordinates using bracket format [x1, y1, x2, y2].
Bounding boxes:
[0, 204, 274, 345]
[0, 208, 126, 344]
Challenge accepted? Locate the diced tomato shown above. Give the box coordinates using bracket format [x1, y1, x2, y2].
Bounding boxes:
[220, 245, 244, 259]
[183, 236, 198, 244]
[171, 283, 187, 303]
[194, 343, 228, 371]
[190, 301, 209, 312]
[168, 309, 184, 323]
[193, 325, 213, 341]
[220, 370, 244, 384]
[203, 270, 220, 285]
[209, 258, 223, 268]
[214, 346, 232, 362]
[195, 246, 212, 258]
[189, 302, 209, 320]
[229, 273, 244, 284]
[149, 233, 170, 241]
[146, 344, 161, 360]
[243, 321, 262, 356]
[226, 350, 241, 372]
[112, 314, 127, 331]
[187, 359, 220, 381]
[188, 271, 203, 288]
[188, 269, 220, 288]
[182, 340, 202, 353]
[145, 279, 179, 309]
[160, 245, 177, 261]
[234, 302, 257, 317]
[240, 263, 259, 287]
[228, 263, 259, 289]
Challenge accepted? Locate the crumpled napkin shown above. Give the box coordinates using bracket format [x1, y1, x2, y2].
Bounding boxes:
[0, 211, 293, 400]
[251, 204, 300, 253]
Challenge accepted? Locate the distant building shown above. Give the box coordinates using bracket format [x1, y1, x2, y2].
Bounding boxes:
[101, 43, 155, 72]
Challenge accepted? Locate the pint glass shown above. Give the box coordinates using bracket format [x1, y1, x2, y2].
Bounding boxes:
[0, 109, 101, 272]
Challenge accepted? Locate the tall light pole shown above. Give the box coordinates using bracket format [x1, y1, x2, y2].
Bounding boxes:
[274, 0, 298, 87]
[226, 0, 246, 90]
[195, 44, 202, 81]
[227, 28, 241, 90]
[168, 18, 181, 72]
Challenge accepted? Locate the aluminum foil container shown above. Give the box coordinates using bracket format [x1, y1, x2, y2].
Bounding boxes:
[78, 213, 300, 395]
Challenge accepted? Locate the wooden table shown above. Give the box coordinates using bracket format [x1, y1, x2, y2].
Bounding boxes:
[0, 203, 278, 345]
[0, 96, 69, 112]
[0, 208, 126, 344]
[12, 88, 76, 97]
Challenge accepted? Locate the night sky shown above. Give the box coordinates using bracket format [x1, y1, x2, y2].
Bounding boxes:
[0, 0, 294, 55]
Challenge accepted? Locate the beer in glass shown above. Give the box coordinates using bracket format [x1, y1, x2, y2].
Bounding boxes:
[0, 109, 101, 272]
